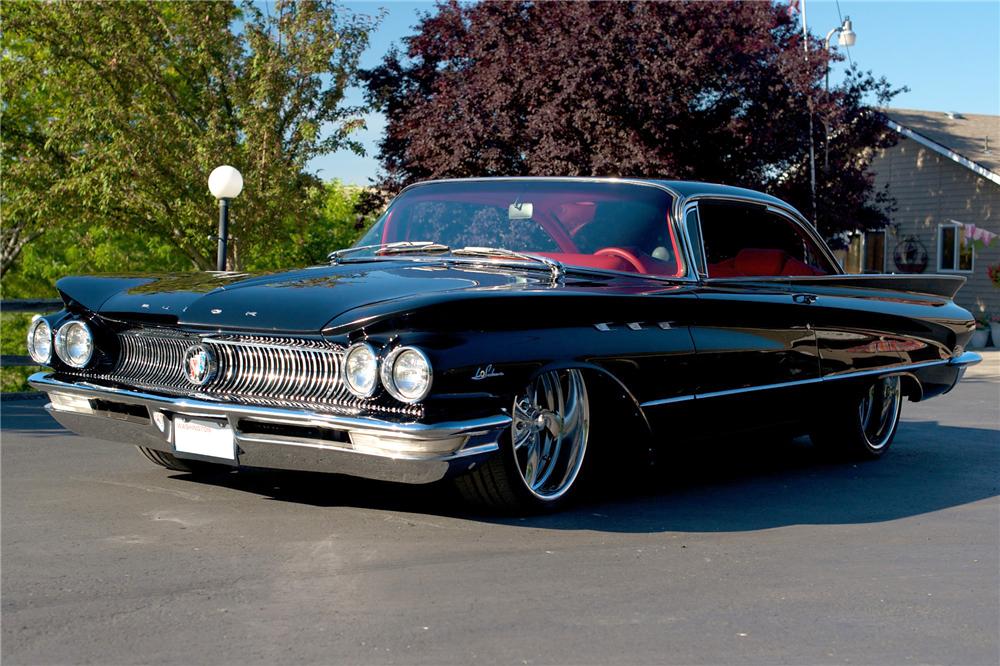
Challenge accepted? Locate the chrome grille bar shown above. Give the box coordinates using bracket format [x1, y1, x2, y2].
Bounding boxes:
[77, 329, 421, 417]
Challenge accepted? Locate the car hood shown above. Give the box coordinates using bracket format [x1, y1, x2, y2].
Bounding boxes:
[56, 260, 565, 332]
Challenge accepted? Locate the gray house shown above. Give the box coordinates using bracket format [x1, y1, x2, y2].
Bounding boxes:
[857, 108, 1000, 319]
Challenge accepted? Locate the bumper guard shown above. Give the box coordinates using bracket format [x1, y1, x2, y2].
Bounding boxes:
[29, 372, 509, 484]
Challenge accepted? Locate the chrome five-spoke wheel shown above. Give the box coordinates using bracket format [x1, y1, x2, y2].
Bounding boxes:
[454, 368, 592, 511]
[859, 375, 902, 451]
[511, 369, 590, 501]
[811, 375, 903, 459]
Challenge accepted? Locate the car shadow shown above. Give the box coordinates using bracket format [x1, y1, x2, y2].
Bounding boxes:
[165, 419, 999, 534]
[6, 400, 997, 533]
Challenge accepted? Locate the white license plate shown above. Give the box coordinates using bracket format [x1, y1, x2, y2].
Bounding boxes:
[173, 417, 236, 460]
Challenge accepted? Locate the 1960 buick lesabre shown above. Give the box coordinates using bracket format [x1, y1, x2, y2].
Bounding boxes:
[27, 178, 980, 511]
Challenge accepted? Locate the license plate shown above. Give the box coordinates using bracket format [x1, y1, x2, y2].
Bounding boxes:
[173, 417, 236, 460]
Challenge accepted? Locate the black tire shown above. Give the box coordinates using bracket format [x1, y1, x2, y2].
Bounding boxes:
[810, 376, 903, 460]
[454, 369, 593, 513]
[136, 446, 230, 474]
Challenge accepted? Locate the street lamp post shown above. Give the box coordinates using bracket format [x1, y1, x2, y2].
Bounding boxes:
[208, 165, 244, 271]
[823, 17, 857, 170]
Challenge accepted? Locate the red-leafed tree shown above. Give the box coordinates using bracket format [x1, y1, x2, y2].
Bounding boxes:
[362, 0, 902, 238]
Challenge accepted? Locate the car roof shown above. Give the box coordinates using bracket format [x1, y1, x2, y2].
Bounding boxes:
[647, 179, 792, 209]
[412, 176, 795, 211]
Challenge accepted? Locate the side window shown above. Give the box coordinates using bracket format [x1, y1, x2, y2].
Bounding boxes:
[684, 207, 706, 276]
[697, 201, 834, 278]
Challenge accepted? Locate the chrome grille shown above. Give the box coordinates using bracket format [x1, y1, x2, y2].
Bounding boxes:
[77, 329, 420, 417]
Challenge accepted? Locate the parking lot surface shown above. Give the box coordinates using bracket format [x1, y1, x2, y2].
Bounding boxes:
[2, 360, 997, 665]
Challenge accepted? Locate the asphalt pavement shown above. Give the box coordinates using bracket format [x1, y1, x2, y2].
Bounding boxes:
[2, 358, 998, 665]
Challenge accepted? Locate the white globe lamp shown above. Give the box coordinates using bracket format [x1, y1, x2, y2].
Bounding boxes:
[208, 165, 243, 271]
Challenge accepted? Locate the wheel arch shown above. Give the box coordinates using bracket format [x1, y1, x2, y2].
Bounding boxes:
[528, 360, 655, 446]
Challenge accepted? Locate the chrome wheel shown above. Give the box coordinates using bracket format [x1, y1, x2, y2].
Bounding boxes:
[511, 369, 590, 501]
[859, 376, 902, 450]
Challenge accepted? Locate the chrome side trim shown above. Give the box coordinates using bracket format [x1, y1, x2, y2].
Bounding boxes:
[639, 356, 970, 407]
[639, 394, 696, 408]
[695, 377, 824, 401]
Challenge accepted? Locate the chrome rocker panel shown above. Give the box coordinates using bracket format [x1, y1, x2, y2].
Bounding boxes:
[29, 373, 509, 485]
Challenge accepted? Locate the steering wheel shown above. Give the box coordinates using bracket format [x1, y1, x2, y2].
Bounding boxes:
[594, 247, 647, 274]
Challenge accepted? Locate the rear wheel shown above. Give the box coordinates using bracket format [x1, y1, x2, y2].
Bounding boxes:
[455, 369, 591, 512]
[811, 376, 903, 459]
[136, 446, 230, 474]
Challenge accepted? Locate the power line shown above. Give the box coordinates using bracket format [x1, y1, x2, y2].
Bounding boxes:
[835, 0, 854, 67]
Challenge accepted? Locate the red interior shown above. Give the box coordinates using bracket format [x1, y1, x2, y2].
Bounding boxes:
[533, 249, 678, 276]
[708, 248, 827, 277]
[379, 192, 687, 277]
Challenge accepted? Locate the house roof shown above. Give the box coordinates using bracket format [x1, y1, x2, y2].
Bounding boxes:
[884, 108, 1000, 184]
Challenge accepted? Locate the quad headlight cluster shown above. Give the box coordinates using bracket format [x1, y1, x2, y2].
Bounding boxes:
[27, 317, 94, 368]
[344, 342, 432, 403]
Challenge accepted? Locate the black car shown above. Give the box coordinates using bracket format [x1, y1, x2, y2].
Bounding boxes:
[27, 178, 980, 511]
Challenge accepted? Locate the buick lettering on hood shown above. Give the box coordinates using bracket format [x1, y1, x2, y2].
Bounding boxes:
[28, 178, 980, 512]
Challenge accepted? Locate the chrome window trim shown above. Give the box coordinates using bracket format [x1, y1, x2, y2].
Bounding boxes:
[681, 202, 708, 280]
[379, 177, 699, 284]
[331, 254, 695, 286]
[676, 193, 844, 281]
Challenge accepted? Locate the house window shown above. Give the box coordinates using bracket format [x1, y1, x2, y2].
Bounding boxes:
[938, 223, 974, 272]
[842, 231, 886, 274]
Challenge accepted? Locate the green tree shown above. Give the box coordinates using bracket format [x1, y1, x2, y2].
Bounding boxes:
[241, 179, 377, 271]
[1, 0, 380, 277]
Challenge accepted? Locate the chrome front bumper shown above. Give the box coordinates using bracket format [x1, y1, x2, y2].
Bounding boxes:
[29, 373, 509, 484]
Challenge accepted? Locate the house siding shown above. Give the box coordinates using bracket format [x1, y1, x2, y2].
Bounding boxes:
[872, 136, 1000, 318]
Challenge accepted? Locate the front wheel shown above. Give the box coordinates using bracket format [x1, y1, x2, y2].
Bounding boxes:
[811, 376, 903, 459]
[136, 446, 231, 474]
[454, 369, 591, 512]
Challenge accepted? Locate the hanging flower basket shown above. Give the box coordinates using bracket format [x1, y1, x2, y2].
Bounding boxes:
[987, 264, 1000, 289]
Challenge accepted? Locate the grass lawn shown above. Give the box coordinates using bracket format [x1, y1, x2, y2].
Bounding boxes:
[2, 312, 41, 392]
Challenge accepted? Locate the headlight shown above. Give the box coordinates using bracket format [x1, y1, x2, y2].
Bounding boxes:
[55, 320, 94, 368]
[343, 343, 378, 397]
[381, 346, 432, 403]
[26, 316, 53, 364]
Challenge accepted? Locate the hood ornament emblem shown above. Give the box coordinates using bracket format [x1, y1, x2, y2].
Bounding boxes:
[183, 345, 217, 386]
[210, 308, 223, 315]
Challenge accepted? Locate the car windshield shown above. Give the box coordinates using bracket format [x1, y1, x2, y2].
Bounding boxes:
[353, 180, 686, 278]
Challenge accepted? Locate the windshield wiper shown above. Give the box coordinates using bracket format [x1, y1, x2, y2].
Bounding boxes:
[452, 246, 564, 283]
[329, 241, 451, 264]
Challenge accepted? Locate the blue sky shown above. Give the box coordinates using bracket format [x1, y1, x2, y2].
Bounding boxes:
[309, 0, 1000, 185]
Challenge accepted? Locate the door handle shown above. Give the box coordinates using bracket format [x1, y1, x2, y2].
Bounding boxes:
[792, 293, 818, 304]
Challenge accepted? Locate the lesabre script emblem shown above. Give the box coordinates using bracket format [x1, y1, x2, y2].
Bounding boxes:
[471, 364, 504, 381]
[183, 345, 216, 386]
